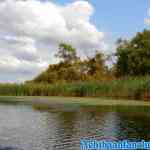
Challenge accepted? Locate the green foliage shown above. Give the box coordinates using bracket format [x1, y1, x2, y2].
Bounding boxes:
[55, 43, 79, 63]
[116, 30, 150, 76]
[86, 52, 107, 80]
[0, 77, 150, 100]
[33, 47, 108, 83]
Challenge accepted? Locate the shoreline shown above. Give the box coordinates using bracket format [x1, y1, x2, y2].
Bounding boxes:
[0, 96, 150, 107]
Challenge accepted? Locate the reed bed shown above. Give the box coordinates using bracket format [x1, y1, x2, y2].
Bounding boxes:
[0, 77, 150, 100]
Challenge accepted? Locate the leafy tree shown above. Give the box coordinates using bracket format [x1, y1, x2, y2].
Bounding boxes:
[86, 52, 107, 80]
[55, 43, 79, 63]
[116, 29, 150, 76]
[32, 44, 108, 83]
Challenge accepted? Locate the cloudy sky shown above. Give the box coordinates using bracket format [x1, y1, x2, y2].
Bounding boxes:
[0, 0, 150, 83]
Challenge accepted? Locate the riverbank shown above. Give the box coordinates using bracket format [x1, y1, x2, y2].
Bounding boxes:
[0, 77, 150, 100]
[1, 96, 150, 107]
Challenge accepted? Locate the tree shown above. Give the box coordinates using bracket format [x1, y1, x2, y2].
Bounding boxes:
[55, 43, 79, 63]
[83, 51, 107, 80]
[115, 29, 150, 76]
[32, 44, 108, 83]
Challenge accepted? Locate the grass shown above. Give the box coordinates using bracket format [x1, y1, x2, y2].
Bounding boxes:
[0, 77, 150, 100]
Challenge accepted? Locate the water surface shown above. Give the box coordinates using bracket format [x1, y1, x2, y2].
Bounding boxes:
[0, 100, 150, 150]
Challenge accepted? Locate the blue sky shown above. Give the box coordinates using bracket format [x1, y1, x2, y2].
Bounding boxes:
[57, 0, 150, 40]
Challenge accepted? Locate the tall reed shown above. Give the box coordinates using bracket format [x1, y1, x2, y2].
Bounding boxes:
[0, 77, 150, 100]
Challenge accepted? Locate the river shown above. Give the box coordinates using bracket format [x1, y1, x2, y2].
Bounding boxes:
[0, 101, 150, 150]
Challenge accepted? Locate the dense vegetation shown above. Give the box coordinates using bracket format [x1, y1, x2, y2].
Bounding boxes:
[32, 43, 111, 83]
[115, 30, 150, 76]
[0, 30, 150, 100]
[0, 77, 150, 100]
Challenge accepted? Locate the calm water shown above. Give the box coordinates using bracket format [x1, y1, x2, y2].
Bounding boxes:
[0, 102, 150, 150]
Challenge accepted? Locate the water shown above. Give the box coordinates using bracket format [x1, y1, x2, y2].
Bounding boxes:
[0, 102, 150, 150]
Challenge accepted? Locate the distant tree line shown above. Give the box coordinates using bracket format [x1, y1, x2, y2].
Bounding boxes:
[32, 43, 110, 83]
[30, 29, 150, 84]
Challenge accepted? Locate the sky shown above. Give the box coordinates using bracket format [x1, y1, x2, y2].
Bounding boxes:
[58, 0, 150, 37]
[0, 0, 150, 82]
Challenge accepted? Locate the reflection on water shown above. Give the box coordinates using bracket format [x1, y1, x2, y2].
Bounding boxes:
[0, 103, 150, 150]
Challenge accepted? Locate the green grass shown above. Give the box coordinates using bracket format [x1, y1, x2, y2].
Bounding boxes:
[0, 77, 150, 100]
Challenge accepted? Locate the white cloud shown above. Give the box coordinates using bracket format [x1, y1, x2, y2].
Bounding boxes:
[144, 9, 150, 25]
[0, 0, 106, 82]
[144, 18, 150, 25]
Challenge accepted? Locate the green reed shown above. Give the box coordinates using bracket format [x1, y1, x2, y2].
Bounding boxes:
[0, 77, 150, 100]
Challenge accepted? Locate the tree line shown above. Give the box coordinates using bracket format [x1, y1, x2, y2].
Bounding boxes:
[30, 29, 150, 84]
